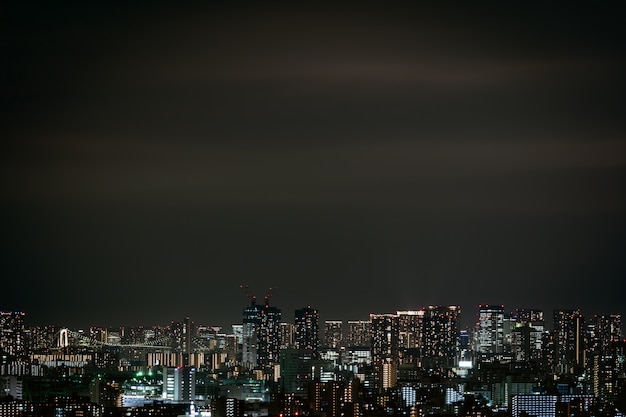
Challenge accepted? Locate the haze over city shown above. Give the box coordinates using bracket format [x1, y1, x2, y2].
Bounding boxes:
[2, 2, 625, 331]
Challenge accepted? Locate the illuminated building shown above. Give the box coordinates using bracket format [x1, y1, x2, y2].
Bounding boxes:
[370, 313, 398, 392]
[257, 300, 282, 368]
[309, 381, 343, 417]
[0, 311, 26, 358]
[242, 301, 260, 367]
[553, 309, 585, 375]
[421, 305, 460, 368]
[170, 317, 194, 366]
[163, 366, 196, 403]
[511, 325, 542, 362]
[279, 322, 295, 349]
[396, 310, 424, 351]
[295, 306, 319, 351]
[587, 314, 622, 353]
[511, 394, 558, 417]
[474, 304, 505, 363]
[589, 340, 626, 401]
[347, 320, 371, 348]
[511, 394, 594, 417]
[241, 292, 282, 369]
[90, 376, 122, 407]
[323, 320, 343, 349]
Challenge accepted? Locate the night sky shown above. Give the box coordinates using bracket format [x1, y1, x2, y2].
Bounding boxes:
[2, 2, 625, 331]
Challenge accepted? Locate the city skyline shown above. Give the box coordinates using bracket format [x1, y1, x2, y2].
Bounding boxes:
[2, 4, 625, 332]
[2, 302, 623, 337]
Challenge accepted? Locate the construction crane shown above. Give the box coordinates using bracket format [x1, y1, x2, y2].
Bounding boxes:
[240, 284, 257, 306]
[264, 287, 276, 307]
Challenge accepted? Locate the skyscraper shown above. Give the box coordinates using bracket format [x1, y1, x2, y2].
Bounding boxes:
[323, 320, 343, 349]
[171, 317, 194, 366]
[347, 320, 371, 348]
[279, 322, 295, 349]
[257, 298, 282, 368]
[422, 305, 460, 369]
[396, 310, 424, 351]
[241, 288, 282, 369]
[554, 309, 585, 375]
[511, 309, 545, 363]
[163, 366, 196, 403]
[0, 311, 27, 358]
[474, 304, 505, 363]
[370, 313, 398, 392]
[294, 306, 319, 351]
[242, 301, 260, 368]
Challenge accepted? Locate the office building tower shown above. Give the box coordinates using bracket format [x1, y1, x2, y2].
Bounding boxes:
[589, 340, 626, 401]
[0, 376, 22, 400]
[347, 320, 371, 348]
[257, 299, 282, 368]
[280, 348, 315, 396]
[27, 325, 57, 352]
[588, 314, 622, 352]
[370, 314, 398, 392]
[89, 377, 122, 407]
[241, 290, 282, 369]
[242, 300, 261, 367]
[421, 305, 460, 368]
[295, 306, 319, 351]
[323, 321, 343, 349]
[0, 311, 27, 358]
[511, 324, 543, 363]
[514, 309, 545, 327]
[554, 309, 585, 375]
[171, 317, 194, 366]
[474, 304, 506, 363]
[309, 381, 343, 417]
[396, 310, 424, 351]
[279, 322, 295, 349]
[511, 394, 594, 417]
[163, 366, 196, 403]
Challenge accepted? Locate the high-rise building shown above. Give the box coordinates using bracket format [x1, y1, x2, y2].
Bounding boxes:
[370, 314, 398, 392]
[554, 309, 585, 375]
[294, 306, 319, 351]
[396, 310, 424, 351]
[89, 376, 122, 407]
[421, 305, 460, 368]
[589, 340, 626, 401]
[0, 311, 27, 358]
[511, 309, 545, 363]
[241, 291, 282, 369]
[280, 348, 315, 396]
[347, 320, 371, 348]
[257, 299, 282, 368]
[163, 366, 196, 403]
[309, 381, 343, 417]
[587, 314, 622, 353]
[323, 321, 343, 349]
[511, 325, 543, 363]
[171, 317, 194, 366]
[279, 322, 295, 349]
[242, 297, 261, 368]
[474, 304, 505, 363]
[514, 309, 545, 328]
